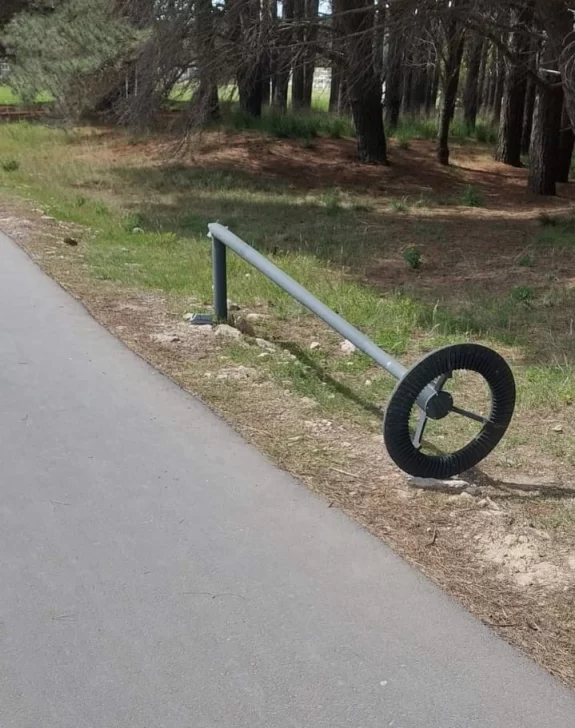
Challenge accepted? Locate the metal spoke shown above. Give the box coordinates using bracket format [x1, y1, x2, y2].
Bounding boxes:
[450, 404, 488, 425]
[412, 410, 428, 449]
[433, 372, 451, 392]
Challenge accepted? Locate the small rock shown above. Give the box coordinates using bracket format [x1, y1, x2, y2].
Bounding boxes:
[232, 315, 256, 337]
[340, 339, 357, 355]
[282, 349, 297, 361]
[170, 336, 180, 343]
[246, 313, 267, 323]
[553, 424, 564, 433]
[63, 237, 79, 246]
[215, 324, 242, 340]
[183, 312, 194, 321]
[310, 341, 321, 351]
[459, 492, 475, 503]
[255, 337, 276, 351]
[132, 227, 144, 234]
[365, 379, 372, 387]
[227, 299, 241, 311]
[477, 498, 488, 508]
[257, 352, 270, 359]
[464, 485, 480, 496]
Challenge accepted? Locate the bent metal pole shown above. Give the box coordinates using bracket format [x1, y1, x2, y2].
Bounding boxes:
[208, 223, 438, 410]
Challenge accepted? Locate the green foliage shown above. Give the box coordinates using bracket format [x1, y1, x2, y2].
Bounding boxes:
[1, 158, 19, 171]
[460, 185, 483, 207]
[536, 216, 575, 248]
[517, 254, 533, 267]
[511, 285, 534, 303]
[395, 130, 411, 149]
[389, 196, 410, 212]
[403, 246, 422, 270]
[222, 106, 354, 140]
[321, 189, 342, 215]
[3, 0, 146, 114]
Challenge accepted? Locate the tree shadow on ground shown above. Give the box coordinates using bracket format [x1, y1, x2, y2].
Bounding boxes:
[110, 158, 575, 368]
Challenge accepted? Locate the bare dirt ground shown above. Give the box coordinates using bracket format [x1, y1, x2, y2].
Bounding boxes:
[2, 131, 575, 688]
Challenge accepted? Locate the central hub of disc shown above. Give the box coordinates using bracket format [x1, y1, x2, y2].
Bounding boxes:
[425, 390, 453, 420]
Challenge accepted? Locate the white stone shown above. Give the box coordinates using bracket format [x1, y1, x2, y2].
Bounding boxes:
[255, 337, 276, 351]
[246, 313, 267, 323]
[310, 341, 321, 351]
[215, 324, 242, 340]
[340, 339, 357, 355]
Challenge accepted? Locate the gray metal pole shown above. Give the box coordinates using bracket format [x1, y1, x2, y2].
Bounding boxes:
[208, 224, 439, 409]
[212, 235, 228, 321]
[210, 223, 407, 371]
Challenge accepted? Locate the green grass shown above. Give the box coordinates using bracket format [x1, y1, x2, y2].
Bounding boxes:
[460, 185, 484, 207]
[221, 104, 354, 139]
[0, 85, 53, 105]
[390, 116, 498, 146]
[1, 121, 574, 437]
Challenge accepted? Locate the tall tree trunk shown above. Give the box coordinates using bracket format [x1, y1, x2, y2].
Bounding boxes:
[401, 59, 413, 115]
[426, 56, 440, 116]
[463, 33, 483, 132]
[437, 13, 465, 166]
[492, 46, 505, 125]
[383, 14, 403, 128]
[495, 5, 532, 167]
[485, 51, 497, 113]
[272, 0, 293, 111]
[291, 0, 306, 109]
[329, 66, 341, 112]
[528, 82, 563, 195]
[238, 67, 264, 117]
[373, 0, 386, 84]
[477, 39, 489, 114]
[339, 0, 387, 163]
[521, 75, 536, 155]
[191, 0, 220, 124]
[302, 0, 319, 108]
[556, 105, 574, 183]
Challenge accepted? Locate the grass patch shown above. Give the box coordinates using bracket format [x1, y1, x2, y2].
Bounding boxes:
[460, 184, 483, 207]
[222, 105, 354, 140]
[1, 120, 574, 444]
[536, 215, 575, 248]
[0, 85, 53, 105]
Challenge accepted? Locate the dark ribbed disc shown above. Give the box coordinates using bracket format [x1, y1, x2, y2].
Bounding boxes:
[384, 344, 516, 479]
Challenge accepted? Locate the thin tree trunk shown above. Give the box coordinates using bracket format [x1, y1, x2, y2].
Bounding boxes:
[272, 0, 293, 111]
[437, 14, 465, 166]
[495, 6, 532, 166]
[291, 0, 305, 109]
[338, 76, 351, 115]
[383, 16, 402, 128]
[301, 0, 319, 109]
[329, 66, 341, 112]
[463, 33, 483, 132]
[426, 56, 440, 116]
[477, 39, 488, 114]
[492, 46, 505, 125]
[528, 82, 563, 195]
[556, 105, 574, 183]
[522, 75, 536, 155]
[401, 59, 413, 115]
